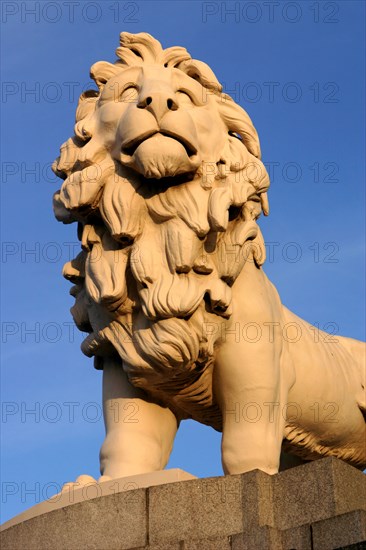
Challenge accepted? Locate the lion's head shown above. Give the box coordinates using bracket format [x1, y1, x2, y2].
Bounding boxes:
[53, 32, 270, 427]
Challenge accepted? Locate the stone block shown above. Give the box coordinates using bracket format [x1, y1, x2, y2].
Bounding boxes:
[148, 469, 274, 545]
[148, 475, 243, 544]
[312, 509, 366, 550]
[272, 457, 366, 530]
[281, 524, 312, 550]
[183, 536, 232, 549]
[232, 524, 313, 550]
[136, 544, 181, 550]
[240, 469, 275, 529]
[231, 526, 282, 550]
[1, 489, 147, 550]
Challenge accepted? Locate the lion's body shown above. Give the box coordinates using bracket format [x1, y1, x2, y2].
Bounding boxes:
[202, 259, 366, 473]
[54, 32, 366, 478]
[282, 309, 365, 466]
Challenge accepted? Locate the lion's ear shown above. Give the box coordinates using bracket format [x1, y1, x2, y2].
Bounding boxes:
[178, 59, 222, 93]
[75, 91, 99, 123]
[90, 61, 122, 90]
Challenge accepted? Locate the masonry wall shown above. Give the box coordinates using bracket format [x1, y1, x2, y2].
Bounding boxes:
[1, 458, 365, 550]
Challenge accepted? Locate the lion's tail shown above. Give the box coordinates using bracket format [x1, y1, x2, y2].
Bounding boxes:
[339, 335, 366, 414]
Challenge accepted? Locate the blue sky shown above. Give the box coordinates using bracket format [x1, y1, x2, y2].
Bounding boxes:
[1, 0, 365, 523]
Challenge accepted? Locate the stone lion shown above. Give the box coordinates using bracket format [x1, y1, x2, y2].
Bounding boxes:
[53, 32, 365, 480]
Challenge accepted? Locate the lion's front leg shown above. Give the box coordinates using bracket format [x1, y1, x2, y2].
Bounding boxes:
[214, 338, 287, 475]
[100, 357, 178, 479]
[212, 262, 290, 475]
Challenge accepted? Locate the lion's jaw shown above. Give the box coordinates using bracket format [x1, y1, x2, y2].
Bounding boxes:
[121, 132, 199, 179]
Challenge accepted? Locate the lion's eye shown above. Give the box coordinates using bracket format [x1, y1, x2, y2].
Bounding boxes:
[120, 85, 138, 103]
[176, 90, 194, 107]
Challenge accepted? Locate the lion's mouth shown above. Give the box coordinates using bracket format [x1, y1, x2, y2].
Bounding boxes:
[121, 130, 197, 158]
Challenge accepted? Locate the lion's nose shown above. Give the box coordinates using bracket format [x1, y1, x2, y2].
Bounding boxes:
[137, 92, 178, 121]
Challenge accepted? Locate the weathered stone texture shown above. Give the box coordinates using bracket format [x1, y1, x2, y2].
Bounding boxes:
[1, 489, 147, 550]
[312, 509, 366, 550]
[1, 459, 365, 550]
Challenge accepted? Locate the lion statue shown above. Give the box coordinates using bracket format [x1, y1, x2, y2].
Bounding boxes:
[53, 32, 365, 482]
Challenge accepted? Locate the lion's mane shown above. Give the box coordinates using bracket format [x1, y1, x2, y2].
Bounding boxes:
[53, 32, 270, 428]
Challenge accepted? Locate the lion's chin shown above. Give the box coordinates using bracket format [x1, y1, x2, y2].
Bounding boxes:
[121, 134, 200, 179]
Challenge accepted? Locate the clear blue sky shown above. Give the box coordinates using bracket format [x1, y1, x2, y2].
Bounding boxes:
[1, 0, 365, 523]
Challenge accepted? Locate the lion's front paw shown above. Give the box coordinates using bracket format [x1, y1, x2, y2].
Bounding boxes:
[98, 475, 112, 483]
[61, 474, 113, 494]
[61, 474, 97, 493]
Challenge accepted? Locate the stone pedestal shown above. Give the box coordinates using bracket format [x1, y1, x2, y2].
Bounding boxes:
[1, 458, 365, 549]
